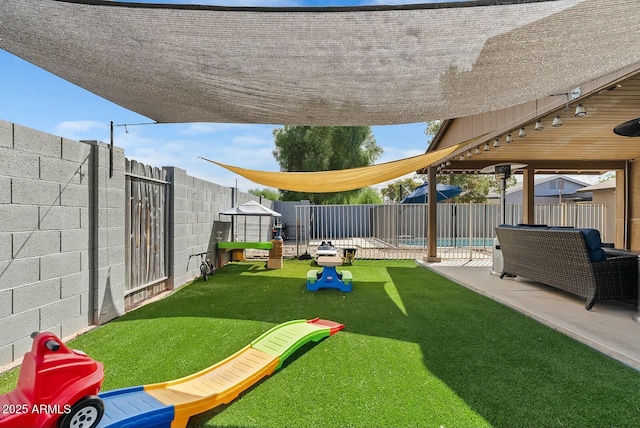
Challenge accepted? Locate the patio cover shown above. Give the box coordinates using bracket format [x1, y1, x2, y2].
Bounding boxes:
[1, 0, 639, 126]
[201, 142, 462, 192]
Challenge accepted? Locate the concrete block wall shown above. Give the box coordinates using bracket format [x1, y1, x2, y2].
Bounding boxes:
[88, 141, 126, 325]
[0, 121, 125, 366]
[165, 168, 275, 288]
[273, 200, 310, 240]
[0, 119, 272, 367]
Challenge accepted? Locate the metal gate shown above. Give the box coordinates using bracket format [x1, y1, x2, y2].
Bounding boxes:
[125, 159, 169, 307]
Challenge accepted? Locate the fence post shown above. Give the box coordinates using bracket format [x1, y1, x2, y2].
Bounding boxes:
[86, 141, 126, 324]
[469, 202, 474, 261]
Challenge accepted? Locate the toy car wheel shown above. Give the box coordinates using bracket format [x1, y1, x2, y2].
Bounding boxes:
[57, 395, 104, 428]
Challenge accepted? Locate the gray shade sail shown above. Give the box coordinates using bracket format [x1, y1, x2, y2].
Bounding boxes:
[220, 200, 281, 217]
[1, 0, 639, 126]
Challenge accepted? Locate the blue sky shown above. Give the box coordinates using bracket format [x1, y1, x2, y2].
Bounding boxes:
[0, 0, 437, 192]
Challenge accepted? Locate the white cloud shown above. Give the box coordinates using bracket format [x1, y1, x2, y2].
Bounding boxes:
[53, 120, 105, 140]
[230, 134, 273, 147]
[103, 124, 280, 191]
[205, 144, 278, 170]
[46, 118, 429, 193]
[377, 145, 424, 164]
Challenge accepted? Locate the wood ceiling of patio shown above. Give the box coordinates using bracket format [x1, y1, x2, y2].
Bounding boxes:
[426, 66, 640, 175]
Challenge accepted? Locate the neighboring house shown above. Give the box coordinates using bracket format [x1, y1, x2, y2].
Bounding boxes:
[577, 178, 616, 243]
[487, 175, 592, 204]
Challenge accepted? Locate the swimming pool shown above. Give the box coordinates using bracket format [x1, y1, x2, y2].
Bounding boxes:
[399, 237, 495, 247]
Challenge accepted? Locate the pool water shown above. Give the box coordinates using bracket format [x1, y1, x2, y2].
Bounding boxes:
[399, 237, 494, 247]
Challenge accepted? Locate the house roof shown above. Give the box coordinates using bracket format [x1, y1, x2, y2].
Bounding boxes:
[577, 178, 616, 192]
[487, 174, 590, 198]
[1, 0, 638, 126]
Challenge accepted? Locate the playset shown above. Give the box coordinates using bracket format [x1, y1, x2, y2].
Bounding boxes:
[0, 319, 343, 428]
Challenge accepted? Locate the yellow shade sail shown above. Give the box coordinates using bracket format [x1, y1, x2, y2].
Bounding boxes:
[201, 143, 463, 193]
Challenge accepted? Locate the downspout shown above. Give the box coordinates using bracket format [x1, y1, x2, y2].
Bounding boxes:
[84, 140, 99, 325]
[231, 187, 235, 242]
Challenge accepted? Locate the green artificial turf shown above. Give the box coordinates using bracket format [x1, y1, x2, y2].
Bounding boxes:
[1, 259, 640, 427]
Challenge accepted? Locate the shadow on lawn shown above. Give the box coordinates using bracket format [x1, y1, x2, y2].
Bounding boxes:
[383, 266, 640, 427]
[119, 262, 405, 337]
[113, 261, 640, 427]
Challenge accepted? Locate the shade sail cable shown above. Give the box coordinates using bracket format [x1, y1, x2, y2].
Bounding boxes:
[200, 142, 464, 193]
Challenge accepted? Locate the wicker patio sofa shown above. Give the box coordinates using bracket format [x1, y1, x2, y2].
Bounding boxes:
[495, 225, 638, 310]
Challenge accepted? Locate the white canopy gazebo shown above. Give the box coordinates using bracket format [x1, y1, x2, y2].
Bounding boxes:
[220, 200, 281, 218]
[220, 200, 281, 242]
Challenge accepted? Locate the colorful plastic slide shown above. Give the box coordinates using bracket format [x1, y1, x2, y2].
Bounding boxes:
[96, 318, 343, 428]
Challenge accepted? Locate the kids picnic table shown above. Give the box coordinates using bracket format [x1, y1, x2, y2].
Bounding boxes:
[306, 255, 352, 292]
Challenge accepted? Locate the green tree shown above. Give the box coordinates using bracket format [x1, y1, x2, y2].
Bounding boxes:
[424, 120, 442, 137]
[352, 187, 384, 204]
[597, 172, 615, 182]
[380, 177, 423, 203]
[437, 173, 489, 203]
[437, 173, 516, 203]
[272, 126, 383, 204]
[248, 188, 280, 201]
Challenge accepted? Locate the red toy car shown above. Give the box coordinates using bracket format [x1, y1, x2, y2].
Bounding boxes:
[0, 332, 104, 428]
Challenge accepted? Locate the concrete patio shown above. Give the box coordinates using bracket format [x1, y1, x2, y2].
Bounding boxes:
[420, 260, 640, 372]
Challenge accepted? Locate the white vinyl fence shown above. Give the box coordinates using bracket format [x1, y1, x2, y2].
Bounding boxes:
[295, 203, 605, 260]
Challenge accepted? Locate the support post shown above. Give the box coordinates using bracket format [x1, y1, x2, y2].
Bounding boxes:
[635, 256, 640, 324]
[522, 166, 535, 224]
[615, 169, 626, 249]
[425, 166, 441, 262]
